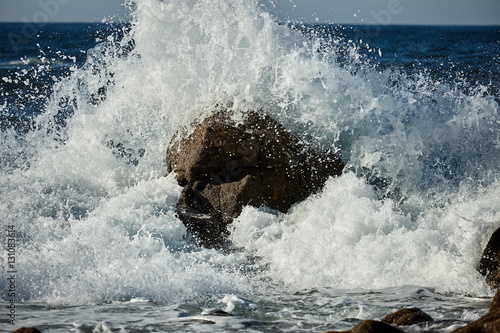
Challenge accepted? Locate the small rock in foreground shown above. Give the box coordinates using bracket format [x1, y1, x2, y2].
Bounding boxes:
[11, 328, 42, 333]
[327, 320, 404, 333]
[381, 307, 433, 326]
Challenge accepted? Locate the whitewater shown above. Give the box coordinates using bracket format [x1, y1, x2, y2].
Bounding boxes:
[1, 0, 499, 331]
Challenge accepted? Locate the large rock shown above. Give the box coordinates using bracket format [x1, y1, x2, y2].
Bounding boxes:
[453, 290, 500, 333]
[167, 111, 344, 247]
[479, 227, 500, 289]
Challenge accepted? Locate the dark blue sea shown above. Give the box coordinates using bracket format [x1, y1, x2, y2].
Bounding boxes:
[1, 1, 499, 332]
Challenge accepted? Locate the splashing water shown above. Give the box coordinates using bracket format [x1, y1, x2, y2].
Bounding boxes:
[0, 0, 499, 331]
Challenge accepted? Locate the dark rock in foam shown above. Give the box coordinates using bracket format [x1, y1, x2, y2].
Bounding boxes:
[479, 227, 500, 289]
[167, 110, 344, 247]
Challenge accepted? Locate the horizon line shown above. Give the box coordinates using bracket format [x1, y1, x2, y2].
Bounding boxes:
[0, 20, 499, 27]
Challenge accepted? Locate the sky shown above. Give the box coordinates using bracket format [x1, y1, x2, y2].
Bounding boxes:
[263, 0, 500, 26]
[0, 0, 499, 25]
[0, 0, 129, 23]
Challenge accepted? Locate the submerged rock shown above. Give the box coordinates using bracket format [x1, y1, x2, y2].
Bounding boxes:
[167, 111, 344, 247]
[479, 227, 500, 289]
[203, 309, 234, 317]
[453, 289, 500, 333]
[381, 308, 433, 326]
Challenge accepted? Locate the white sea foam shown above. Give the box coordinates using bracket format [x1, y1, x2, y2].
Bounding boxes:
[231, 173, 499, 295]
[0, 0, 499, 307]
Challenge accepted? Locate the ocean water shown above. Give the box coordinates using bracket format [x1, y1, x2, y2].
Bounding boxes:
[1, 1, 499, 332]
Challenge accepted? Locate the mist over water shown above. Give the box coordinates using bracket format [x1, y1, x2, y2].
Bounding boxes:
[1, 1, 499, 328]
